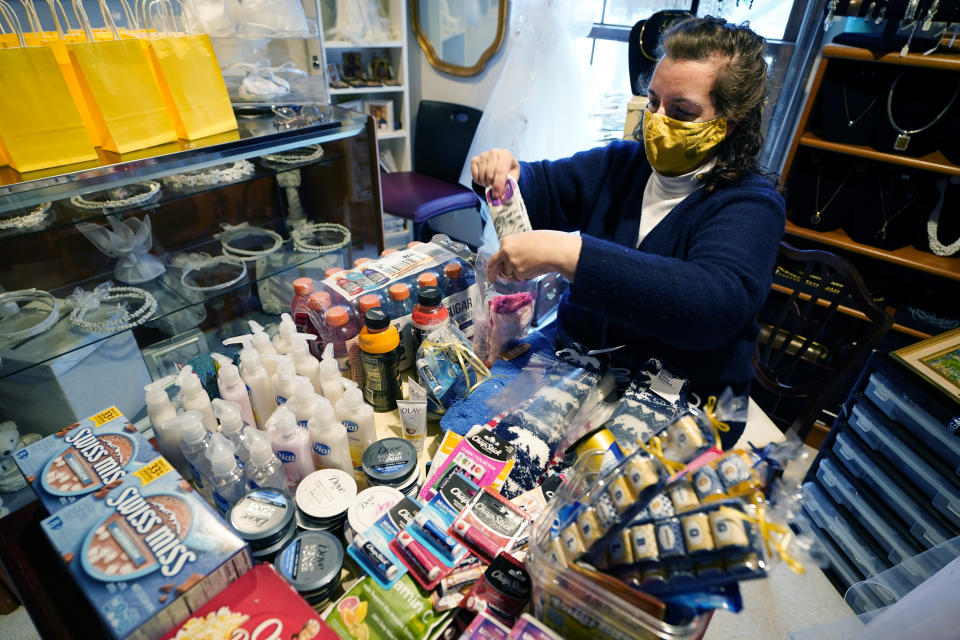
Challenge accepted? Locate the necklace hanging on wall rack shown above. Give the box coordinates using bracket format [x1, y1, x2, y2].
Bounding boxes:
[887, 73, 960, 151]
[0, 202, 52, 231]
[811, 161, 854, 225]
[876, 185, 917, 242]
[842, 80, 877, 127]
[927, 180, 960, 256]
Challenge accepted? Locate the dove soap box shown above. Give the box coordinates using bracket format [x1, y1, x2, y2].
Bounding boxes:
[41, 456, 253, 640]
[14, 406, 160, 515]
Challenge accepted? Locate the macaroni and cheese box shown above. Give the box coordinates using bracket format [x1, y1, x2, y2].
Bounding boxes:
[160, 564, 339, 640]
[14, 406, 160, 515]
[41, 456, 252, 640]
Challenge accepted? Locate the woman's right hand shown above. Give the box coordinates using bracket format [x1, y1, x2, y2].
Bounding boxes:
[470, 149, 520, 201]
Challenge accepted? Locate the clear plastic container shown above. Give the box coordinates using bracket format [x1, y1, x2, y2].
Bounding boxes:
[832, 432, 950, 547]
[847, 401, 960, 527]
[794, 510, 866, 595]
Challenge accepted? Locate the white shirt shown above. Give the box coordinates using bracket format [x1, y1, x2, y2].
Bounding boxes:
[637, 159, 716, 247]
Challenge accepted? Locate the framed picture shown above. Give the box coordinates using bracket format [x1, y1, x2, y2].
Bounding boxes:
[364, 99, 394, 132]
[892, 327, 960, 402]
[327, 63, 349, 89]
[140, 328, 209, 380]
[340, 50, 363, 79]
[371, 56, 392, 81]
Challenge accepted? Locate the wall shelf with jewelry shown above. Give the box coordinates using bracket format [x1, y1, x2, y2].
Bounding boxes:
[779, 43, 960, 341]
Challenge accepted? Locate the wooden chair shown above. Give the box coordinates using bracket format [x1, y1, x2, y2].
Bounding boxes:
[753, 242, 893, 441]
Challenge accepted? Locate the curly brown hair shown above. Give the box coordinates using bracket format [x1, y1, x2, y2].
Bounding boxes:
[634, 16, 770, 194]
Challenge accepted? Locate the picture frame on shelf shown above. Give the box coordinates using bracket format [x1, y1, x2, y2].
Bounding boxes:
[372, 57, 392, 81]
[140, 328, 209, 380]
[341, 50, 363, 79]
[892, 327, 960, 402]
[327, 63, 349, 89]
[364, 99, 394, 132]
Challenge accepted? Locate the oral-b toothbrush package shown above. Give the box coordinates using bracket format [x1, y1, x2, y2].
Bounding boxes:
[347, 496, 422, 590]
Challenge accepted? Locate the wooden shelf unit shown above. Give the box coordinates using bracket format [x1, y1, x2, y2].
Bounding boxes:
[798, 132, 960, 177]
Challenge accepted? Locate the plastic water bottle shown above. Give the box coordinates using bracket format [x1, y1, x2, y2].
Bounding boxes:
[243, 426, 287, 492]
[205, 433, 246, 516]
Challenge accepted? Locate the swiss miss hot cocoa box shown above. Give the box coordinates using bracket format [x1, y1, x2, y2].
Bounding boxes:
[14, 406, 160, 515]
[41, 455, 252, 640]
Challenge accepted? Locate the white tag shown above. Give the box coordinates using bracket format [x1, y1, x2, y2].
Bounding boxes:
[649, 370, 684, 404]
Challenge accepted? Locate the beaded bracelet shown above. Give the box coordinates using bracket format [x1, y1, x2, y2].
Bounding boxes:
[260, 145, 324, 168]
[70, 182, 161, 211]
[0, 289, 60, 341]
[291, 222, 351, 254]
[216, 223, 285, 262]
[69, 286, 158, 333]
[0, 202, 53, 231]
[179, 255, 249, 293]
[163, 161, 256, 191]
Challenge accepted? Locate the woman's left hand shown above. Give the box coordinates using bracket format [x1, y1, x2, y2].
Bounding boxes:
[487, 231, 582, 283]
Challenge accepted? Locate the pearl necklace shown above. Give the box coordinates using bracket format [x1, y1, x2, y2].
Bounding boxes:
[69, 284, 158, 333]
[927, 201, 960, 257]
[163, 161, 256, 191]
[291, 222, 351, 254]
[0, 202, 53, 231]
[260, 145, 324, 168]
[0, 289, 60, 341]
[70, 182, 161, 211]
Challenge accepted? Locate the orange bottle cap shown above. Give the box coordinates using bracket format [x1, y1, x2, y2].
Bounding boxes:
[418, 272, 438, 287]
[358, 294, 382, 313]
[292, 277, 314, 295]
[325, 306, 349, 327]
[354, 257, 371, 267]
[381, 248, 398, 256]
[308, 291, 331, 310]
[325, 267, 345, 278]
[443, 261, 462, 279]
[389, 283, 409, 301]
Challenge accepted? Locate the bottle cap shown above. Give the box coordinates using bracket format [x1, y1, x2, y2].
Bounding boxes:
[171, 411, 207, 444]
[358, 294, 381, 313]
[244, 426, 277, 465]
[443, 261, 462, 279]
[354, 257, 371, 267]
[212, 398, 244, 433]
[407, 241, 424, 248]
[312, 396, 337, 425]
[176, 365, 205, 397]
[417, 272, 438, 288]
[293, 277, 315, 296]
[266, 405, 297, 436]
[325, 267, 345, 278]
[326, 306, 350, 327]
[342, 385, 364, 409]
[248, 321, 277, 354]
[211, 353, 243, 386]
[381, 248, 398, 256]
[205, 432, 237, 474]
[266, 353, 296, 377]
[417, 286, 442, 307]
[278, 313, 297, 337]
[388, 283, 410, 301]
[364, 308, 391, 330]
[317, 343, 339, 379]
[144, 375, 177, 405]
[308, 291, 331, 311]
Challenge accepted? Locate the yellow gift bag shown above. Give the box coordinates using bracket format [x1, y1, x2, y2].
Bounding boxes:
[66, 0, 176, 153]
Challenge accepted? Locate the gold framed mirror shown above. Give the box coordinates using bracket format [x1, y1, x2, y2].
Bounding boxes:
[410, 0, 509, 77]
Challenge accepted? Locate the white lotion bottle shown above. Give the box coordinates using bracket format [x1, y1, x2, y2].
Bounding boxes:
[243, 426, 287, 492]
[289, 333, 321, 392]
[265, 354, 298, 405]
[173, 411, 214, 501]
[272, 313, 298, 355]
[248, 320, 279, 375]
[223, 335, 275, 428]
[266, 405, 314, 492]
[308, 396, 353, 474]
[212, 398, 250, 464]
[205, 432, 247, 516]
[281, 375, 320, 428]
[317, 343, 345, 405]
[335, 380, 376, 480]
[144, 375, 189, 477]
[211, 353, 256, 428]
[176, 365, 217, 432]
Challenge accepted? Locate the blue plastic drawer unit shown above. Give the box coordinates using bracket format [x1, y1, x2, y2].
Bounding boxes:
[847, 401, 960, 528]
[833, 432, 951, 547]
[864, 371, 960, 475]
[817, 458, 924, 572]
[801, 482, 890, 579]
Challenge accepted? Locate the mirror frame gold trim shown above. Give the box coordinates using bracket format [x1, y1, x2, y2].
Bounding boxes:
[410, 0, 509, 77]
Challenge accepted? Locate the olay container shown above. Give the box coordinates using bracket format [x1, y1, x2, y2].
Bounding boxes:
[274, 531, 344, 605]
[295, 468, 357, 533]
[228, 488, 297, 562]
[362, 437, 421, 497]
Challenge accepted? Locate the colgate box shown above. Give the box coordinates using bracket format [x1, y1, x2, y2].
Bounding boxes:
[14, 406, 160, 515]
[41, 456, 252, 640]
[160, 564, 339, 640]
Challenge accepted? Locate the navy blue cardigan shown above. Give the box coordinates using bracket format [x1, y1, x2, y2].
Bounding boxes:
[517, 140, 785, 394]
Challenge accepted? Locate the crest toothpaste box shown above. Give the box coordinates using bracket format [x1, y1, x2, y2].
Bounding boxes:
[41, 456, 252, 640]
[14, 406, 160, 515]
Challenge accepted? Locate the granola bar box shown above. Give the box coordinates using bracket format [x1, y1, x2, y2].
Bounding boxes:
[41, 456, 253, 640]
[159, 564, 340, 640]
[14, 406, 160, 515]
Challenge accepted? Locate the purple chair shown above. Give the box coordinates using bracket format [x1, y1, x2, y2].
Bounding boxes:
[381, 101, 483, 241]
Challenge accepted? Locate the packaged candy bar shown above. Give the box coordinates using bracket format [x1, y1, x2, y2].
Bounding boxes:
[421, 431, 515, 502]
[461, 553, 531, 625]
[659, 410, 716, 465]
[347, 497, 421, 589]
[452, 488, 532, 563]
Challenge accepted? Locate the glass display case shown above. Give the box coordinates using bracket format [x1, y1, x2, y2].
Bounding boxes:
[0, 106, 384, 433]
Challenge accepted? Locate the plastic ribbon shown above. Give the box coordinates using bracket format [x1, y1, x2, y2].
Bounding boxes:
[229, 59, 307, 98]
[66, 282, 129, 323]
[639, 435, 686, 476]
[718, 496, 805, 575]
[419, 338, 495, 398]
[704, 396, 731, 446]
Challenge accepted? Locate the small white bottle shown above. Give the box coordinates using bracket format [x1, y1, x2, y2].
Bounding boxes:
[266, 405, 315, 492]
[265, 354, 298, 405]
[308, 397, 353, 474]
[289, 333, 321, 392]
[272, 313, 298, 355]
[174, 411, 214, 501]
[248, 320, 279, 375]
[317, 343, 345, 405]
[205, 432, 247, 516]
[243, 426, 287, 492]
[212, 399, 251, 464]
[211, 353, 256, 428]
[335, 381, 377, 480]
[281, 375, 320, 429]
[223, 335, 275, 428]
[176, 365, 217, 432]
[144, 375, 190, 478]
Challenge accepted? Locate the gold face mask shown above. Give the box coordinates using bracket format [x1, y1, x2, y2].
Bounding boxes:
[642, 110, 728, 177]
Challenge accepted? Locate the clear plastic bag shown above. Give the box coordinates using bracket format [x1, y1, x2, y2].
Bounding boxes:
[471, 250, 536, 365]
[74, 215, 165, 284]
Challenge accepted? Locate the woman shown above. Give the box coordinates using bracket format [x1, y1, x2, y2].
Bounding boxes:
[470, 17, 785, 446]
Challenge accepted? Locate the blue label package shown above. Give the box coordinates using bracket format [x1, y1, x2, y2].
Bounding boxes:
[13, 406, 161, 515]
[41, 456, 252, 640]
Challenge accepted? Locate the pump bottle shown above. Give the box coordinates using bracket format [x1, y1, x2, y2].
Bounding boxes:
[176, 365, 217, 432]
[248, 320, 279, 375]
[272, 313, 298, 355]
[205, 433, 247, 515]
[243, 427, 287, 492]
[144, 376, 190, 477]
[316, 343, 346, 405]
[280, 375, 320, 428]
[265, 354, 298, 405]
[289, 333, 321, 392]
[173, 411, 214, 501]
[211, 353, 256, 428]
[308, 397, 353, 474]
[335, 380, 376, 481]
[222, 335, 275, 428]
[266, 405, 314, 492]
[212, 399, 250, 464]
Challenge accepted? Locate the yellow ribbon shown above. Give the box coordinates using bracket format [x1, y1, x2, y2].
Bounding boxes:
[704, 395, 730, 446]
[639, 435, 686, 476]
[717, 493, 805, 575]
[419, 339, 495, 398]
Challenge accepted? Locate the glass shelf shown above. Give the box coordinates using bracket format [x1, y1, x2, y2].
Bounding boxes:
[0, 105, 366, 215]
